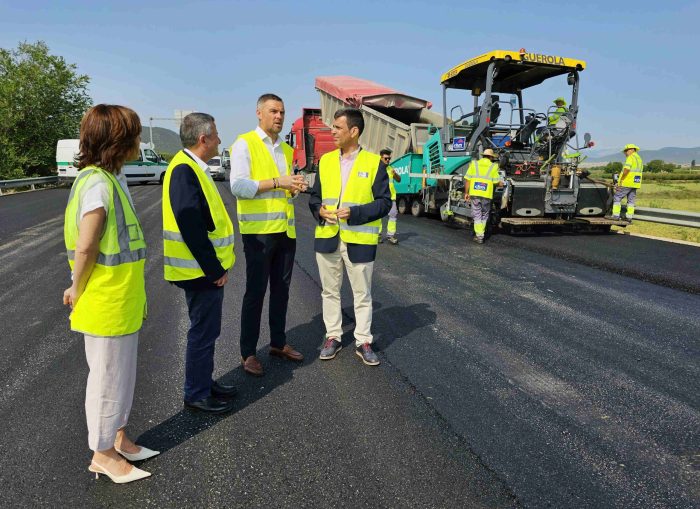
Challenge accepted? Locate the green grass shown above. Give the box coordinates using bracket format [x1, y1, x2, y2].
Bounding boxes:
[611, 181, 700, 243]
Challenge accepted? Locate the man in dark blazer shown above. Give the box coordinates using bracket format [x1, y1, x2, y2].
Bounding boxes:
[162, 112, 237, 414]
[308, 108, 391, 366]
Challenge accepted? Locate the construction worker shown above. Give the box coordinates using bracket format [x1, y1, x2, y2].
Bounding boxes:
[229, 93, 307, 377]
[378, 148, 402, 244]
[611, 143, 643, 221]
[548, 97, 568, 126]
[464, 148, 502, 244]
[309, 107, 391, 366]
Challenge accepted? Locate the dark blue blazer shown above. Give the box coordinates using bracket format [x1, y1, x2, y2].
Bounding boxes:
[308, 156, 391, 263]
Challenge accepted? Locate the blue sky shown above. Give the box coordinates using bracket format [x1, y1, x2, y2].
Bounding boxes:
[2, 0, 699, 153]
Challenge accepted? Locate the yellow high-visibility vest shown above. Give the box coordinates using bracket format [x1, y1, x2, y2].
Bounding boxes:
[620, 152, 643, 188]
[64, 166, 147, 336]
[465, 158, 500, 199]
[315, 149, 382, 245]
[387, 165, 397, 201]
[162, 150, 235, 281]
[548, 106, 567, 125]
[233, 131, 296, 238]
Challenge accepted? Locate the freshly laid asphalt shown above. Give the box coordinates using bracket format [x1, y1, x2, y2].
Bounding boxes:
[0, 184, 697, 508]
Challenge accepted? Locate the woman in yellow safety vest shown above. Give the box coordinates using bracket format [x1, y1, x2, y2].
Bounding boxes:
[63, 105, 157, 484]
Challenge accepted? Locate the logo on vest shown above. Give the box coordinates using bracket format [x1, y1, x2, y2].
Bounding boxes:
[474, 182, 488, 191]
[357, 171, 369, 178]
[634, 176, 641, 183]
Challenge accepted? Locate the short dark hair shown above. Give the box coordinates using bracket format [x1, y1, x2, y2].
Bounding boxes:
[257, 93, 284, 108]
[379, 148, 392, 157]
[334, 108, 364, 136]
[78, 104, 141, 174]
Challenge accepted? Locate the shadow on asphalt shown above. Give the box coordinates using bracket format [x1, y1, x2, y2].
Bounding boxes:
[136, 302, 436, 455]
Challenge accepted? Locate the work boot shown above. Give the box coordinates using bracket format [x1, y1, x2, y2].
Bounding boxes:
[387, 236, 398, 245]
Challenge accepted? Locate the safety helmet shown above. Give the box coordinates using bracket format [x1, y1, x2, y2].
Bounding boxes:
[553, 97, 567, 106]
[482, 149, 496, 159]
[622, 144, 640, 152]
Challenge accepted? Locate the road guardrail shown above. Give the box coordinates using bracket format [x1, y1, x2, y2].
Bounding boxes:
[632, 206, 700, 229]
[1, 177, 698, 229]
[0, 176, 59, 195]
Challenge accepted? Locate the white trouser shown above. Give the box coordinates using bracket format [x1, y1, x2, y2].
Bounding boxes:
[84, 332, 139, 451]
[316, 240, 374, 346]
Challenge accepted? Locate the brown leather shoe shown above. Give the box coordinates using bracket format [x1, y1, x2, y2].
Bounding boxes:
[241, 355, 264, 377]
[269, 344, 304, 362]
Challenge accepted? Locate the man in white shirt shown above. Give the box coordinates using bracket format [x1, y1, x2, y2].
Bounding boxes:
[229, 94, 307, 377]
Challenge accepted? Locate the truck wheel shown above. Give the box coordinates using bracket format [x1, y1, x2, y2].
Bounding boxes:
[411, 199, 425, 217]
[397, 196, 409, 215]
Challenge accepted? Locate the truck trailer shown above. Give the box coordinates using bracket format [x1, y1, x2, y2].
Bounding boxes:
[315, 76, 443, 158]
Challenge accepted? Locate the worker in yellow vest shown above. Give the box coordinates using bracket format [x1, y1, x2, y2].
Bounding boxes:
[229, 94, 307, 377]
[611, 144, 643, 222]
[63, 104, 155, 483]
[309, 108, 391, 366]
[378, 148, 402, 244]
[548, 97, 568, 126]
[464, 149, 503, 244]
[163, 112, 236, 414]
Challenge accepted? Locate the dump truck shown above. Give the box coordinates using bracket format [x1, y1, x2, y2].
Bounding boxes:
[315, 76, 443, 157]
[285, 108, 335, 189]
[389, 50, 625, 233]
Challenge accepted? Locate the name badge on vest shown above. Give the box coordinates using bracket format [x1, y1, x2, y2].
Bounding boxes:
[357, 171, 369, 178]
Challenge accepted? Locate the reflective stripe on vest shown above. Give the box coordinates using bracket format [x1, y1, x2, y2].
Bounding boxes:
[621, 153, 643, 188]
[162, 150, 235, 281]
[466, 159, 499, 199]
[315, 149, 382, 245]
[63, 166, 147, 336]
[234, 131, 296, 237]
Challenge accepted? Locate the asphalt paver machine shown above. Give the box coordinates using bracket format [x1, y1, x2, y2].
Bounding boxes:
[416, 50, 625, 233]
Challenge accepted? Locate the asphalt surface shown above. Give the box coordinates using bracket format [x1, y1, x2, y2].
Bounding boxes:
[0, 184, 698, 508]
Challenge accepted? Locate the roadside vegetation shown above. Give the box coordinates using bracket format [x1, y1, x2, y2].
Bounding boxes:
[588, 163, 700, 243]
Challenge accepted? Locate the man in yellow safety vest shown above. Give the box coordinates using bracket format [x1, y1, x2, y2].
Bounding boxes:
[464, 148, 502, 244]
[229, 94, 307, 377]
[309, 108, 391, 366]
[162, 112, 236, 414]
[548, 97, 568, 126]
[378, 148, 402, 245]
[611, 143, 643, 222]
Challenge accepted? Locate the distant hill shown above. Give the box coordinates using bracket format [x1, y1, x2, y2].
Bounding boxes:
[141, 126, 182, 154]
[587, 146, 700, 165]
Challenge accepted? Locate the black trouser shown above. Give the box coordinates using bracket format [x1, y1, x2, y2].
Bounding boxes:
[183, 287, 224, 402]
[240, 233, 296, 359]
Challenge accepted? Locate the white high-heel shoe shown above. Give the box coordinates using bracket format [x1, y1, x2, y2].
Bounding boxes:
[115, 445, 160, 462]
[89, 462, 151, 484]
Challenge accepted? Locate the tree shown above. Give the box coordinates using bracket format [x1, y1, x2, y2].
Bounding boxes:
[0, 41, 92, 179]
[645, 159, 676, 173]
[692, 159, 696, 169]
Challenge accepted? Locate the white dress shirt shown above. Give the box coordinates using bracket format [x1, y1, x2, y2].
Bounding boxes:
[229, 126, 289, 199]
[183, 148, 212, 181]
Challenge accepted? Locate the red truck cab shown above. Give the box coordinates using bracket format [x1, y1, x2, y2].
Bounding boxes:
[286, 109, 335, 185]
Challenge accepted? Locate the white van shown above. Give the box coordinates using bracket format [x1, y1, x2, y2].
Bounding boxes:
[207, 156, 227, 181]
[56, 140, 169, 184]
